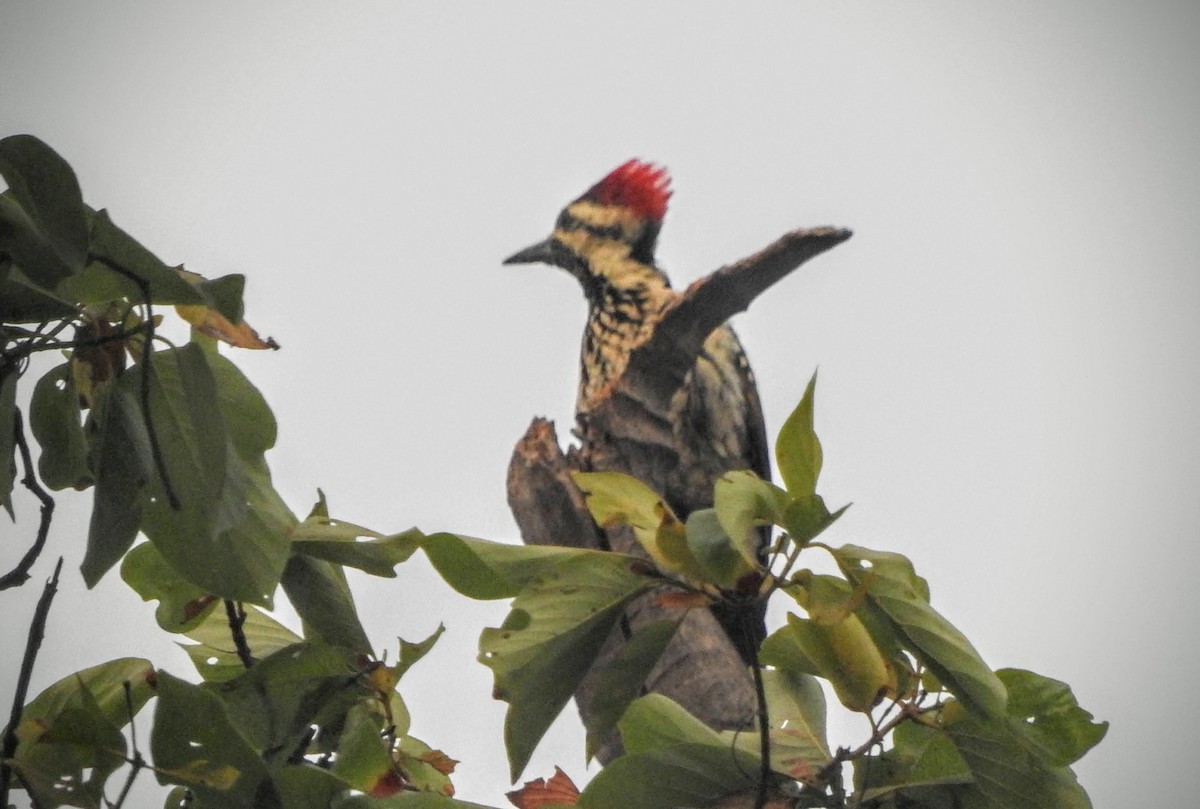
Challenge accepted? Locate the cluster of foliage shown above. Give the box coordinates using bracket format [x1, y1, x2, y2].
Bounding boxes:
[1, 135, 1105, 809]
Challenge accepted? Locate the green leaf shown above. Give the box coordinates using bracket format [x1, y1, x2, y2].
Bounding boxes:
[137, 344, 291, 603]
[572, 470, 704, 580]
[0, 135, 88, 279]
[83, 385, 151, 586]
[577, 743, 758, 809]
[759, 622, 820, 675]
[479, 553, 652, 780]
[0, 258, 77, 321]
[422, 532, 628, 600]
[121, 541, 215, 633]
[16, 657, 156, 732]
[181, 603, 303, 682]
[208, 640, 359, 757]
[15, 687, 126, 808]
[775, 370, 822, 497]
[781, 494, 848, 547]
[395, 734, 455, 796]
[205, 347, 296, 597]
[29, 362, 91, 490]
[198, 273, 246, 324]
[683, 508, 754, 587]
[392, 624, 446, 681]
[0, 366, 16, 518]
[293, 513, 423, 577]
[282, 554, 373, 653]
[132, 345, 233, 578]
[776, 612, 890, 713]
[712, 469, 783, 568]
[204, 345, 279, 458]
[784, 575, 895, 712]
[617, 693, 727, 754]
[584, 620, 680, 762]
[272, 765, 354, 809]
[941, 703, 1094, 809]
[996, 668, 1108, 767]
[760, 668, 832, 779]
[57, 257, 141, 304]
[11, 658, 155, 809]
[150, 671, 270, 805]
[855, 720, 973, 803]
[331, 702, 394, 793]
[84, 208, 204, 305]
[835, 545, 1006, 719]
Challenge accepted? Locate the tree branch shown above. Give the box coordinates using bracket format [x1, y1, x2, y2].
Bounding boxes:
[815, 700, 924, 791]
[224, 599, 254, 669]
[0, 556, 65, 807]
[0, 409, 55, 591]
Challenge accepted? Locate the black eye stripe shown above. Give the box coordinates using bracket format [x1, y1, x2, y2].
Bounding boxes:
[556, 211, 627, 242]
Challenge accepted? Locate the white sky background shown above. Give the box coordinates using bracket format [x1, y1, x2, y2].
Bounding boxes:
[2, 2, 1198, 806]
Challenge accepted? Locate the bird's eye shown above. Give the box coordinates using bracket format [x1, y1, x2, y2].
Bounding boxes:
[556, 210, 583, 231]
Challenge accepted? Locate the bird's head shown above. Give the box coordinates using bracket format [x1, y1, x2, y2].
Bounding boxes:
[504, 159, 673, 297]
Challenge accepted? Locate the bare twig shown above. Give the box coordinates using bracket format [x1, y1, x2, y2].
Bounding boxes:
[0, 409, 56, 590]
[1, 322, 153, 366]
[224, 599, 254, 669]
[0, 556, 65, 807]
[816, 700, 922, 790]
[0, 319, 73, 370]
[110, 681, 145, 809]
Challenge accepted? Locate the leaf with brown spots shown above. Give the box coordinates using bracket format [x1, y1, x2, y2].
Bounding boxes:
[369, 769, 406, 798]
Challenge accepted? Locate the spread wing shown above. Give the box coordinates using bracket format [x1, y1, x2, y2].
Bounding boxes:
[618, 226, 851, 426]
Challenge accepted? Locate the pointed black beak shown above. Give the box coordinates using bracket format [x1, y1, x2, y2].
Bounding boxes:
[502, 237, 559, 266]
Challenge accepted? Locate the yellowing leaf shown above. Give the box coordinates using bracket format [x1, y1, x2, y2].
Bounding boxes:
[15, 716, 48, 743]
[367, 661, 400, 695]
[176, 303, 279, 350]
[160, 760, 241, 790]
[784, 576, 894, 712]
[572, 471, 706, 581]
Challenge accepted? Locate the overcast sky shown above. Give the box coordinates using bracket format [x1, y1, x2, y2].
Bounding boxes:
[2, 2, 1198, 806]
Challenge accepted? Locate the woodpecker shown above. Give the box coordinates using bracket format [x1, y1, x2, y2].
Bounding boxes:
[504, 159, 769, 664]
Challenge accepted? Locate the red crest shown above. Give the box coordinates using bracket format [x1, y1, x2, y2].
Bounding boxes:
[582, 159, 672, 222]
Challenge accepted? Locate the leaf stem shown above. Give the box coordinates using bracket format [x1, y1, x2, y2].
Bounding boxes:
[773, 531, 805, 585]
